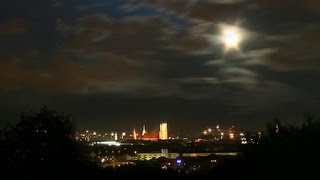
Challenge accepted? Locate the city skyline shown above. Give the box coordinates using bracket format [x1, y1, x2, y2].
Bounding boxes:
[76, 122, 245, 140]
[1, 0, 320, 134]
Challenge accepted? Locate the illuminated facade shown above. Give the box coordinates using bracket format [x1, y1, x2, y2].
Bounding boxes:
[133, 128, 137, 140]
[159, 122, 168, 140]
[114, 132, 118, 140]
[141, 132, 158, 141]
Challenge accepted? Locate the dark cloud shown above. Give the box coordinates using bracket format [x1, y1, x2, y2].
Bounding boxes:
[143, 0, 245, 22]
[0, 54, 145, 93]
[256, 0, 320, 16]
[0, 19, 29, 36]
[259, 28, 320, 71]
[57, 14, 213, 58]
[60, 15, 168, 57]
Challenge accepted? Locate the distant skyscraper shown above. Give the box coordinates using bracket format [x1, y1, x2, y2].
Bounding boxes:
[159, 122, 168, 140]
[133, 128, 137, 140]
[142, 124, 146, 136]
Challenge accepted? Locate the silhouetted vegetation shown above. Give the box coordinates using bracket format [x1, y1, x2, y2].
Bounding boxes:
[0, 106, 104, 179]
[211, 116, 320, 179]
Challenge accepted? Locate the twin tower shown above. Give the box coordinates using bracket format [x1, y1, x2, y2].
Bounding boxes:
[133, 122, 168, 140]
[159, 122, 168, 140]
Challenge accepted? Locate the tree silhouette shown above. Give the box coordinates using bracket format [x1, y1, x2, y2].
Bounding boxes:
[0, 106, 102, 179]
[211, 117, 320, 179]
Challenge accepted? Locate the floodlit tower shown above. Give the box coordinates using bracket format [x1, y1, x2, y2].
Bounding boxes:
[159, 122, 168, 140]
[133, 128, 137, 140]
[114, 132, 118, 141]
[142, 124, 146, 136]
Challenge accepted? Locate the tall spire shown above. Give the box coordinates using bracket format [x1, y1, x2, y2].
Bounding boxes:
[275, 123, 279, 134]
[142, 124, 146, 136]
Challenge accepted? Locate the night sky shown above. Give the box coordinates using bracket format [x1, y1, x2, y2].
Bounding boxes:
[1, 0, 320, 136]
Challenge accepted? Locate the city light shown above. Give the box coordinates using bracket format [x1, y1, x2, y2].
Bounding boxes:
[93, 141, 121, 146]
[229, 133, 234, 139]
[161, 165, 168, 169]
[72, 124, 263, 175]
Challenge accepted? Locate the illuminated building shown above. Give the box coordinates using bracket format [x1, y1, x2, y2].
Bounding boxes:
[91, 141, 120, 146]
[132, 151, 179, 161]
[142, 132, 158, 141]
[161, 149, 169, 158]
[114, 132, 118, 140]
[121, 132, 126, 139]
[159, 122, 168, 140]
[142, 124, 146, 136]
[133, 128, 137, 140]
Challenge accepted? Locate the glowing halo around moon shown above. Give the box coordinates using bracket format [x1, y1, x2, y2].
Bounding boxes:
[220, 25, 242, 50]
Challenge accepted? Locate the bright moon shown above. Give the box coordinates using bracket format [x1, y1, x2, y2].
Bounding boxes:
[221, 26, 241, 49]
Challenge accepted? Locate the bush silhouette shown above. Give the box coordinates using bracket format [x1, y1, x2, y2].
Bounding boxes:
[0, 106, 102, 179]
[211, 117, 320, 179]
